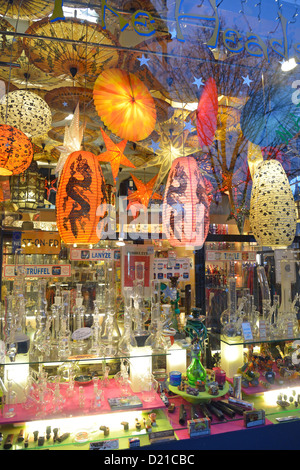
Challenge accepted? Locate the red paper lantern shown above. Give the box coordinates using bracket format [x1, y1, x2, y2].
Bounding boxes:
[162, 156, 210, 248]
[0, 124, 33, 176]
[56, 150, 107, 245]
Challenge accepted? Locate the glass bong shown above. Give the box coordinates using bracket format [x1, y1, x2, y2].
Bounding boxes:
[50, 285, 63, 359]
[220, 277, 242, 339]
[89, 299, 103, 356]
[132, 261, 149, 338]
[100, 262, 120, 356]
[31, 279, 48, 360]
[71, 284, 88, 355]
[118, 287, 137, 355]
[185, 309, 207, 386]
[145, 280, 168, 353]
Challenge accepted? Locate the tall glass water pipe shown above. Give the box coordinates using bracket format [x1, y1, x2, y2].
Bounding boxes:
[169, 276, 181, 333]
[71, 284, 88, 355]
[132, 262, 149, 337]
[220, 277, 242, 338]
[50, 285, 62, 358]
[118, 287, 137, 355]
[145, 280, 168, 353]
[5, 295, 17, 362]
[89, 300, 103, 356]
[101, 262, 120, 355]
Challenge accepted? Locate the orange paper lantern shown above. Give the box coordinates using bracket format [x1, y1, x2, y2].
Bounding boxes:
[162, 156, 210, 248]
[56, 150, 107, 245]
[0, 124, 33, 176]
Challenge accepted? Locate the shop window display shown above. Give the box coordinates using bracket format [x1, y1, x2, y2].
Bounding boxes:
[0, 0, 300, 452]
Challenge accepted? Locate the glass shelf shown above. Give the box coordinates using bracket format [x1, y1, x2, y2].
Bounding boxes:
[208, 330, 300, 346]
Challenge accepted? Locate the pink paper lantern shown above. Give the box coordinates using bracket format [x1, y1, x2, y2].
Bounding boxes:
[162, 156, 210, 248]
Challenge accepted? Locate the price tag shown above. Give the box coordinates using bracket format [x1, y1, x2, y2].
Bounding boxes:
[242, 322, 253, 341]
[259, 320, 267, 340]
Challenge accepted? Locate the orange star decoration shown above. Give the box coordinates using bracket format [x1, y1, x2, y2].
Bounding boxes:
[127, 174, 163, 212]
[98, 128, 136, 183]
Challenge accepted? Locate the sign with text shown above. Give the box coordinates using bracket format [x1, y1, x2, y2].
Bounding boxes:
[21, 231, 61, 254]
[70, 248, 115, 261]
[206, 251, 256, 262]
[3, 264, 71, 278]
[153, 257, 192, 282]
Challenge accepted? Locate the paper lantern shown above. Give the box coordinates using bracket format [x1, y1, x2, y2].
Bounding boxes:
[56, 151, 107, 245]
[0, 124, 33, 176]
[250, 160, 297, 248]
[93, 68, 156, 142]
[0, 90, 52, 138]
[162, 156, 210, 248]
[196, 77, 218, 147]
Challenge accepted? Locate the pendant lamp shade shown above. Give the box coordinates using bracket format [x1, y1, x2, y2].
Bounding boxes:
[250, 160, 297, 248]
[0, 90, 52, 138]
[0, 124, 33, 176]
[162, 156, 210, 248]
[56, 151, 107, 245]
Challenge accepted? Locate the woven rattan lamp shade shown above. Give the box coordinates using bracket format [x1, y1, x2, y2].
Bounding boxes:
[250, 160, 297, 249]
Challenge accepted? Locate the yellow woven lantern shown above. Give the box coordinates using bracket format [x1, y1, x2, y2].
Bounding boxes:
[249, 159, 297, 249]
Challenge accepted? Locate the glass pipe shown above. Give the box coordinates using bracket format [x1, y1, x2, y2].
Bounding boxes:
[148, 280, 161, 333]
[131, 261, 149, 337]
[91, 377, 103, 410]
[62, 289, 71, 331]
[220, 277, 242, 338]
[102, 364, 110, 387]
[50, 288, 62, 357]
[161, 304, 172, 330]
[89, 300, 103, 356]
[36, 279, 48, 330]
[53, 377, 65, 413]
[169, 276, 181, 332]
[5, 295, 17, 362]
[66, 369, 75, 398]
[115, 359, 131, 396]
[146, 280, 168, 352]
[118, 287, 137, 355]
[102, 311, 119, 356]
[145, 319, 168, 353]
[58, 316, 71, 360]
[71, 285, 88, 355]
[3, 378, 17, 418]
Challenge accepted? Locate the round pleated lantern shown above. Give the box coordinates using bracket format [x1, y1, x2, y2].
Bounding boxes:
[56, 151, 107, 245]
[162, 156, 210, 248]
[250, 159, 297, 248]
[0, 90, 52, 138]
[0, 124, 33, 176]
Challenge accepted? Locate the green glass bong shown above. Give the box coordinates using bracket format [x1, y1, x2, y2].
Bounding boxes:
[185, 308, 207, 386]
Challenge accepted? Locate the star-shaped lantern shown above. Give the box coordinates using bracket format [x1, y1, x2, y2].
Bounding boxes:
[127, 174, 163, 210]
[55, 103, 85, 181]
[98, 128, 136, 184]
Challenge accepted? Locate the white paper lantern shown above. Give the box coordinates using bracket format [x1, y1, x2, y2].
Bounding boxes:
[0, 90, 52, 138]
[250, 159, 297, 248]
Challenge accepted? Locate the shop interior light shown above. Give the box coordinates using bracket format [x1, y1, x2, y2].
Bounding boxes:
[281, 58, 297, 72]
